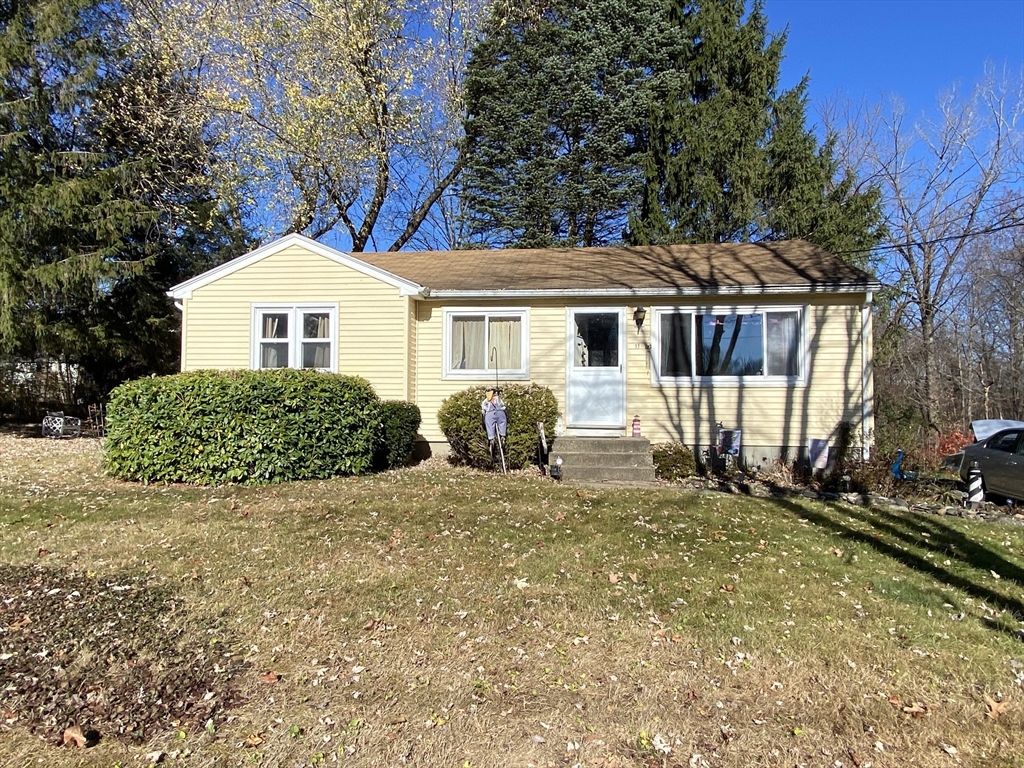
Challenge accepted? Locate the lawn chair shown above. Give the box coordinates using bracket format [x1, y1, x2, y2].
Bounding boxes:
[41, 411, 81, 439]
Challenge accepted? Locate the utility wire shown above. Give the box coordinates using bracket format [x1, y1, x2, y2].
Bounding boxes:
[831, 220, 1024, 257]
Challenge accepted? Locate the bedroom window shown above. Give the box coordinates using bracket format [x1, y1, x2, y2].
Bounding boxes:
[444, 309, 528, 379]
[654, 307, 803, 384]
[251, 305, 337, 372]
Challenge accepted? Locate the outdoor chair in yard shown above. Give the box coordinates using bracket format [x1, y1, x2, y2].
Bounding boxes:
[41, 411, 81, 439]
[85, 403, 107, 437]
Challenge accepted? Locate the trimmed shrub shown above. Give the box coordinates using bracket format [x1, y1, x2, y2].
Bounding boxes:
[376, 400, 422, 470]
[104, 369, 382, 485]
[652, 442, 697, 481]
[438, 384, 559, 470]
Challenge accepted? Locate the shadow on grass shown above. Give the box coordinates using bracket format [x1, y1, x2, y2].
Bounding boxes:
[770, 494, 1024, 638]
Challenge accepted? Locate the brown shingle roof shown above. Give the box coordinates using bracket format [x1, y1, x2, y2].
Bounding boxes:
[355, 239, 877, 296]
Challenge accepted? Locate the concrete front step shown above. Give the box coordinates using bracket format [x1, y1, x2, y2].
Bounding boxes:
[560, 464, 657, 483]
[551, 437, 652, 454]
[548, 437, 655, 483]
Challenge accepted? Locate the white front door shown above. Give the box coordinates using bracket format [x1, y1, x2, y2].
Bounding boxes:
[566, 309, 626, 430]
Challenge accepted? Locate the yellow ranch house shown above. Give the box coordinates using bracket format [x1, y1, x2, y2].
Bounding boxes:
[168, 233, 878, 467]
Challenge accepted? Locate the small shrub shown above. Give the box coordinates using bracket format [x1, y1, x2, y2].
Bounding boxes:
[376, 400, 422, 469]
[104, 369, 382, 485]
[652, 442, 697, 481]
[438, 384, 559, 470]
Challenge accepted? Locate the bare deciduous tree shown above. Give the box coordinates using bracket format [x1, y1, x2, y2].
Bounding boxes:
[829, 66, 1024, 437]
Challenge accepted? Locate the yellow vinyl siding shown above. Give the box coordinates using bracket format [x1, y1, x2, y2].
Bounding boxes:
[413, 294, 870, 451]
[626, 295, 869, 452]
[181, 243, 408, 401]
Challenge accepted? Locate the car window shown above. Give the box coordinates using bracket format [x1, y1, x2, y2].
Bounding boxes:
[988, 430, 1023, 453]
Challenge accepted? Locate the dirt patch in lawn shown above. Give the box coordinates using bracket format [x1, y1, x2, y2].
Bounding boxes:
[0, 564, 249, 746]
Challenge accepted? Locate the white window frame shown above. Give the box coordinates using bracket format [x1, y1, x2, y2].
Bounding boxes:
[651, 304, 807, 387]
[442, 307, 530, 380]
[250, 304, 338, 372]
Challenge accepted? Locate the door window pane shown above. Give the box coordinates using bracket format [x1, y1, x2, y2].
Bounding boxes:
[574, 313, 618, 367]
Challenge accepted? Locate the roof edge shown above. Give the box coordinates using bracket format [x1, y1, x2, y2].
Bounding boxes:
[424, 282, 881, 300]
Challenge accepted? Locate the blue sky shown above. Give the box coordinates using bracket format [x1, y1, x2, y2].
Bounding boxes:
[768, 0, 1024, 120]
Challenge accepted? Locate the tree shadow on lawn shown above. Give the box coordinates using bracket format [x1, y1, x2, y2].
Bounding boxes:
[770, 495, 1024, 638]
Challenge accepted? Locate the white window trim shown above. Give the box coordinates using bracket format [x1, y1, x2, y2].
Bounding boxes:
[650, 304, 807, 387]
[442, 307, 530, 380]
[251, 303, 338, 373]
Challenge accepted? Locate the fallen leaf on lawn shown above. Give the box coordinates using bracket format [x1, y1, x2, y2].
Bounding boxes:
[902, 702, 928, 717]
[985, 693, 1009, 720]
[940, 742, 959, 758]
[63, 725, 86, 748]
[144, 751, 165, 764]
[532, 734, 546, 743]
[628, 573, 638, 583]
[244, 733, 264, 747]
[37, 548, 49, 557]
[258, 671, 280, 683]
[829, 547, 844, 557]
[608, 573, 619, 584]
[10, 616, 31, 630]
[720, 584, 735, 593]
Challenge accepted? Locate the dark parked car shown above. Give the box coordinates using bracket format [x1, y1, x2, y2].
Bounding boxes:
[958, 423, 1024, 504]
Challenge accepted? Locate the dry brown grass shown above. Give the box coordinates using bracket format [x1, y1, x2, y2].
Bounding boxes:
[2, 433, 1024, 767]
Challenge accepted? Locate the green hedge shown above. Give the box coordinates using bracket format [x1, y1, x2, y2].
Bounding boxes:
[438, 384, 559, 470]
[375, 400, 422, 470]
[104, 369, 383, 485]
[652, 442, 697, 481]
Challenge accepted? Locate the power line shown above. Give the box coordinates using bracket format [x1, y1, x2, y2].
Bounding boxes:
[832, 221, 1024, 257]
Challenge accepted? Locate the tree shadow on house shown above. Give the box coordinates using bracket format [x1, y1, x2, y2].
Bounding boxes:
[770, 494, 1024, 639]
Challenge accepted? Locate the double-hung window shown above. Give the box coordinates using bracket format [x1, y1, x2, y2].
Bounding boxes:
[251, 305, 337, 372]
[653, 306, 804, 384]
[444, 308, 528, 379]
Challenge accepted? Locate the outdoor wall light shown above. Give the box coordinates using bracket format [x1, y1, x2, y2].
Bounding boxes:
[633, 306, 647, 333]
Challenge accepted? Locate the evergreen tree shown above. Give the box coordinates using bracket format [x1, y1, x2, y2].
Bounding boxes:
[0, 0, 248, 404]
[460, 0, 675, 248]
[628, 0, 881, 259]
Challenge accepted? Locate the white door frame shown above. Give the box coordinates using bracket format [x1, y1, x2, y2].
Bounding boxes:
[565, 307, 626, 433]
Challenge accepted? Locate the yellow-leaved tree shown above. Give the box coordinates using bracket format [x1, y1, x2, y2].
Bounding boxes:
[130, 0, 485, 250]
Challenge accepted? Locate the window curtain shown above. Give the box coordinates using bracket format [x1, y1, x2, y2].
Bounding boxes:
[660, 313, 692, 377]
[451, 316, 486, 370]
[261, 313, 288, 368]
[489, 317, 521, 371]
[301, 312, 331, 369]
[766, 312, 799, 376]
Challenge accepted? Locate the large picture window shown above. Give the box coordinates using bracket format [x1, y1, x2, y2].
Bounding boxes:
[251, 305, 337, 372]
[653, 307, 803, 384]
[444, 309, 528, 379]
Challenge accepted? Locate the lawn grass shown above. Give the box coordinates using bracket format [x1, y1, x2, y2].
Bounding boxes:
[2, 435, 1024, 767]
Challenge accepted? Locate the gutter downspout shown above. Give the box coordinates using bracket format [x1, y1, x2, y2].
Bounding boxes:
[861, 292, 873, 461]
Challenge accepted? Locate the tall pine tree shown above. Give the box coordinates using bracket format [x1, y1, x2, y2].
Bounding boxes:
[0, 0, 248, 406]
[460, 0, 675, 248]
[461, 0, 881, 258]
[628, 0, 881, 259]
